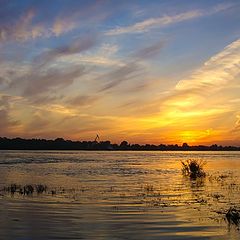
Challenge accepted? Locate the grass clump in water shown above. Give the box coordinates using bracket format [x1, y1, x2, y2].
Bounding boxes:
[144, 184, 154, 192]
[2, 184, 47, 195]
[181, 159, 206, 179]
[36, 184, 47, 194]
[23, 185, 34, 195]
[3, 184, 20, 194]
[226, 207, 240, 226]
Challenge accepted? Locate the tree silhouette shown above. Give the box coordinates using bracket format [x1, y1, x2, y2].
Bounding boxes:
[0, 137, 239, 151]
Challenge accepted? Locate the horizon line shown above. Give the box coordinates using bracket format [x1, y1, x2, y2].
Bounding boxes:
[0, 136, 240, 148]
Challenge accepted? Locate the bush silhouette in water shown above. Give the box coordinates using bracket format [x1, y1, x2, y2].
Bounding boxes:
[181, 159, 206, 179]
[226, 207, 240, 226]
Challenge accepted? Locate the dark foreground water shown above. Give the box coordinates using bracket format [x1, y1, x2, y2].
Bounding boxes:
[0, 151, 240, 240]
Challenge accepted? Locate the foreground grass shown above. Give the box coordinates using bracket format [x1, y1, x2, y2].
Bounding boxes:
[226, 207, 240, 226]
[2, 184, 47, 195]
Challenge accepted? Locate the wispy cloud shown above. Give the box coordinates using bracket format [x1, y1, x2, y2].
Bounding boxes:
[98, 63, 141, 92]
[0, 94, 21, 135]
[96, 40, 165, 92]
[67, 95, 99, 107]
[51, 18, 77, 37]
[132, 41, 165, 60]
[148, 39, 240, 120]
[0, 61, 31, 90]
[0, 9, 79, 43]
[23, 66, 86, 97]
[55, 43, 122, 67]
[34, 34, 97, 67]
[106, 10, 201, 36]
[5, 60, 87, 100]
[106, 3, 233, 36]
[233, 114, 240, 133]
[0, 0, 111, 43]
[176, 38, 240, 94]
[1, 33, 99, 99]
[0, 9, 45, 42]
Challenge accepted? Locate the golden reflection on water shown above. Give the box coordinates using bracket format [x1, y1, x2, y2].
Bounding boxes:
[0, 151, 240, 239]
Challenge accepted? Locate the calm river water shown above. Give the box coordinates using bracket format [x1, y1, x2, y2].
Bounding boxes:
[0, 151, 240, 240]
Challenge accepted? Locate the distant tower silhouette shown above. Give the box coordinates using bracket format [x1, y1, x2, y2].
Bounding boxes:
[94, 134, 100, 142]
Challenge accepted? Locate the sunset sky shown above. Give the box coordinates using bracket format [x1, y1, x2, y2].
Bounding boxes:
[0, 0, 240, 145]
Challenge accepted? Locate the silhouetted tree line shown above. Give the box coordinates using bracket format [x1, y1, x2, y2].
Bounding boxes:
[0, 137, 239, 151]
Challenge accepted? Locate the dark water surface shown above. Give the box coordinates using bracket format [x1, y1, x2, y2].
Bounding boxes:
[0, 151, 240, 240]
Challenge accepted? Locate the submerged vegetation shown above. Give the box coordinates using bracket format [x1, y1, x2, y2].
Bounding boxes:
[181, 160, 240, 229]
[226, 207, 240, 226]
[181, 159, 206, 178]
[2, 184, 47, 195]
[1, 157, 240, 235]
[1, 171, 240, 232]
